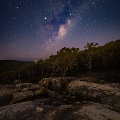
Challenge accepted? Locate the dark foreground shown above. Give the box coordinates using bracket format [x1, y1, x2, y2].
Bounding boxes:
[0, 76, 120, 120]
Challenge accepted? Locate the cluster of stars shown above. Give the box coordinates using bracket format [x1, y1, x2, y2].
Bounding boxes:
[0, 0, 120, 60]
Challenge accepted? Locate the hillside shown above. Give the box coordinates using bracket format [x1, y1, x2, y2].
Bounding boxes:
[0, 60, 33, 74]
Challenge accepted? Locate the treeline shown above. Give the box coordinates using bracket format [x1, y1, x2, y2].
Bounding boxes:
[0, 60, 32, 74]
[0, 39, 120, 84]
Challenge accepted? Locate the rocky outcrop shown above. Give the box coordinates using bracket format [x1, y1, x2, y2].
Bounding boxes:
[38, 77, 76, 93]
[75, 103, 120, 120]
[0, 99, 120, 120]
[10, 91, 34, 104]
[66, 80, 120, 110]
[0, 76, 120, 119]
[11, 83, 47, 104]
[0, 83, 47, 106]
[0, 85, 15, 106]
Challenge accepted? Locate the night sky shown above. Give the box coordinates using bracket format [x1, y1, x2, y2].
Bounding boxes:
[0, 0, 120, 61]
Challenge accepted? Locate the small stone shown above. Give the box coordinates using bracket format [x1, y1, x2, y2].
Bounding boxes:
[36, 107, 44, 113]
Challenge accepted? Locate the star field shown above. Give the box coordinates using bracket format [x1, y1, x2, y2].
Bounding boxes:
[0, 0, 120, 61]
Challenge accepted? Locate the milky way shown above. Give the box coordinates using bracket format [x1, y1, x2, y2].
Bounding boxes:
[0, 0, 120, 61]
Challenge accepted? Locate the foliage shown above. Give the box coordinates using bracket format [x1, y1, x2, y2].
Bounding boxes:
[49, 47, 80, 76]
[0, 39, 120, 84]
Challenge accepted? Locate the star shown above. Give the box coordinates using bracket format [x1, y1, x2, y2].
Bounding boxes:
[0, 0, 120, 60]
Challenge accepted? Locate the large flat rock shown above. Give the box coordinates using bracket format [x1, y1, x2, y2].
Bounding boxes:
[66, 80, 120, 110]
[0, 99, 120, 120]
